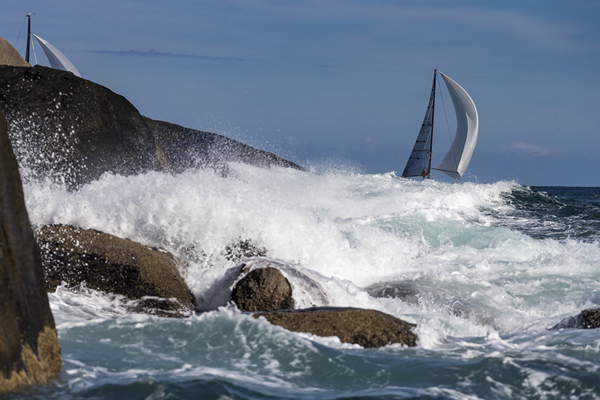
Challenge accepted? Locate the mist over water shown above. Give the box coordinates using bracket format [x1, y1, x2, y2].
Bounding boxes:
[17, 165, 600, 399]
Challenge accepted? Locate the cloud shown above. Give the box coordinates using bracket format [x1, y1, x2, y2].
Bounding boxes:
[89, 49, 245, 62]
[509, 141, 550, 156]
[361, 136, 379, 151]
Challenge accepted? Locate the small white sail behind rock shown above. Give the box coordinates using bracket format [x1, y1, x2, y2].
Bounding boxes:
[33, 34, 81, 77]
[435, 72, 478, 180]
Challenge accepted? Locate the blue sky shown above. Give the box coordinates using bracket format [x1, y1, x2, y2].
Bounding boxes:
[2, 1, 599, 186]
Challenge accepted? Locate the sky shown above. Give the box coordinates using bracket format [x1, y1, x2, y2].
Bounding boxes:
[2, 0, 599, 186]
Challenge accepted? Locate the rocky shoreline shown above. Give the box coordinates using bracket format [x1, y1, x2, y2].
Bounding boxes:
[32, 222, 419, 348]
[0, 44, 418, 352]
[2, 35, 598, 392]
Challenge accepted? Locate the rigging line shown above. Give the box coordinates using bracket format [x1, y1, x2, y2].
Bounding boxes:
[437, 75, 459, 170]
[15, 16, 28, 54]
[390, 99, 421, 171]
[31, 39, 38, 66]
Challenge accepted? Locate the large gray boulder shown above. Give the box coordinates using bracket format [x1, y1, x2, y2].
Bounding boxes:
[1, 65, 162, 188]
[35, 224, 195, 317]
[254, 307, 418, 348]
[0, 65, 303, 189]
[552, 307, 600, 330]
[0, 111, 61, 391]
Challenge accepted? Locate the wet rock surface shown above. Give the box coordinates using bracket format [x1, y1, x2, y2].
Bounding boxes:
[552, 307, 600, 330]
[232, 267, 295, 312]
[367, 281, 420, 306]
[0, 111, 61, 391]
[35, 224, 195, 317]
[222, 239, 268, 264]
[145, 118, 304, 177]
[253, 307, 418, 348]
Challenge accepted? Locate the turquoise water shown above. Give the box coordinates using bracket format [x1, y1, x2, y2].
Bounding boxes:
[11, 167, 600, 399]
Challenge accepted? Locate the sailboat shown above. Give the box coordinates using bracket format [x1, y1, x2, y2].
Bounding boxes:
[401, 69, 478, 180]
[24, 13, 81, 77]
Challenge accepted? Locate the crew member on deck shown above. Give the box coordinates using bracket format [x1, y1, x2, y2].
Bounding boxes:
[421, 169, 427, 180]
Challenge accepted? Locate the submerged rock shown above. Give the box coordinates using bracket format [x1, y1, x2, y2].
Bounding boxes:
[0, 111, 61, 391]
[232, 267, 295, 312]
[552, 308, 600, 330]
[253, 307, 418, 348]
[367, 281, 420, 306]
[0, 65, 303, 189]
[35, 224, 195, 317]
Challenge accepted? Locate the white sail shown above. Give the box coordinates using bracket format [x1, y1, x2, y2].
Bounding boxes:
[435, 72, 478, 180]
[33, 34, 81, 77]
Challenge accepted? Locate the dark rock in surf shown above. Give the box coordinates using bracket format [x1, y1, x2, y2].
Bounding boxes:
[0, 110, 62, 391]
[0, 65, 304, 189]
[232, 267, 295, 312]
[238, 258, 329, 307]
[222, 238, 268, 264]
[34, 224, 195, 317]
[125, 297, 194, 318]
[367, 281, 420, 306]
[253, 307, 418, 348]
[551, 307, 600, 330]
[198, 257, 329, 312]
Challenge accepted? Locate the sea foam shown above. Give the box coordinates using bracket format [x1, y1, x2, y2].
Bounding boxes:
[25, 165, 600, 344]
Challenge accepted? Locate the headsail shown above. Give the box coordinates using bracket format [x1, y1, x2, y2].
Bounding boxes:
[33, 34, 81, 77]
[434, 72, 478, 180]
[401, 70, 436, 179]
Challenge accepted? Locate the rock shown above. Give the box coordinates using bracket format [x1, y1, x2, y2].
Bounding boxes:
[367, 281, 420, 306]
[34, 224, 195, 317]
[237, 258, 329, 308]
[0, 36, 30, 67]
[145, 118, 304, 176]
[197, 257, 329, 312]
[232, 267, 295, 312]
[0, 110, 61, 391]
[1, 65, 162, 188]
[124, 297, 194, 318]
[253, 307, 418, 348]
[0, 65, 304, 189]
[551, 307, 600, 330]
[222, 238, 268, 264]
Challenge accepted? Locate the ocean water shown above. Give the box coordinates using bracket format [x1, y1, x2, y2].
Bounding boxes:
[10, 165, 600, 399]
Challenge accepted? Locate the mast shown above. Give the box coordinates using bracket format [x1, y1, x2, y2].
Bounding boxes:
[25, 13, 31, 63]
[427, 69, 437, 179]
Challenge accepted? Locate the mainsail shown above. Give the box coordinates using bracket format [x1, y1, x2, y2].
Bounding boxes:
[33, 34, 81, 77]
[402, 70, 478, 180]
[401, 70, 436, 179]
